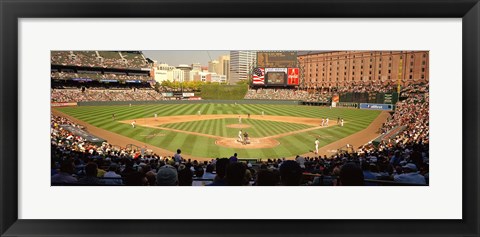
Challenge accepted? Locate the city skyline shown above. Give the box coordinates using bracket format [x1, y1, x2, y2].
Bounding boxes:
[143, 50, 229, 67]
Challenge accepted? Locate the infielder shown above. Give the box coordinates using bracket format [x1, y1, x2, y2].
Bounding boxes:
[315, 138, 319, 154]
[325, 118, 329, 126]
[131, 120, 136, 128]
[154, 113, 158, 120]
[238, 116, 242, 124]
[341, 118, 344, 127]
[321, 118, 325, 127]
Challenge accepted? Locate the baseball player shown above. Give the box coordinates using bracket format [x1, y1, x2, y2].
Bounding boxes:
[131, 120, 136, 128]
[154, 113, 158, 120]
[112, 113, 115, 120]
[238, 130, 243, 143]
[198, 110, 201, 116]
[262, 111, 264, 117]
[238, 116, 242, 124]
[341, 118, 344, 127]
[243, 131, 249, 145]
[315, 138, 319, 154]
[325, 118, 329, 127]
[321, 118, 325, 127]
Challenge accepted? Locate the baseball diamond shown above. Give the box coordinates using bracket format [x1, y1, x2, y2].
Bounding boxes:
[54, 103, 384, 159]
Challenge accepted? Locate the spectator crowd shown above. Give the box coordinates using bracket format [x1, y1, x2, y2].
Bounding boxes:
[244, 88, 332, 102]
[51, 71, 151, 82]
[51, 87, 164, 103]
[51, 51, 150, 69]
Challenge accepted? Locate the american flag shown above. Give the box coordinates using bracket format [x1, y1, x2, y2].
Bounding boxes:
[252, 68, 265, 85]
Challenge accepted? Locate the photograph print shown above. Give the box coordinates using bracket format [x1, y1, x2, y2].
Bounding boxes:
[50, 50, 429, 186]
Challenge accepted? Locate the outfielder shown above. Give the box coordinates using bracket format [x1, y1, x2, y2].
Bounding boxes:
[341, 118, 344, 127]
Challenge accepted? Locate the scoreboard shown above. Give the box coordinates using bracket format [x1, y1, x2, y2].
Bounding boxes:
[339, 92, 399, 104]
[252, 51, 299, 87]
[265, 68, 287, 85]
[257, 52, 297, 68]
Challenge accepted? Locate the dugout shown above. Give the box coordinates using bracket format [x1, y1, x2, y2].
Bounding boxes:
[59, 125, 106, 145]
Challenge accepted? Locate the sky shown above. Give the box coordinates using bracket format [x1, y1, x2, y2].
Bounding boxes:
[142, 50, 230, 67]
[142, 50, 327, 67]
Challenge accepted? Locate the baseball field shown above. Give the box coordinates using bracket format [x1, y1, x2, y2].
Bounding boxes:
[53, 103, 387, 160]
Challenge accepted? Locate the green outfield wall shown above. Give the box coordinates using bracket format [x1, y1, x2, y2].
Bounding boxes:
[198, 84, 248, 100]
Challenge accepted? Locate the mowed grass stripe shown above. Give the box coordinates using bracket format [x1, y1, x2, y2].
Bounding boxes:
[251, 120, 271, 137]
[221, 118, 228, 137]
[201, 119, 214, 135]
[158, 130, 182, 149]
[174, 104, 195, 116]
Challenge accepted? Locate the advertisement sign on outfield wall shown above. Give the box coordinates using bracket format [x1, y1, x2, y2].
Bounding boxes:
[182, 92, 195, 97]
[287, 68, 299, 85]
[162, 92, 174, 97]
[359, 103, 394, 111]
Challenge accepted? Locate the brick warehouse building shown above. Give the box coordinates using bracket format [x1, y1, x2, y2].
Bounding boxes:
[297, 51, 429, 90]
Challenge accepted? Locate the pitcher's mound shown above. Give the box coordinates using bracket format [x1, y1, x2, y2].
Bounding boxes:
[226, 124, 251, 129]
[215, 138, 279, 149]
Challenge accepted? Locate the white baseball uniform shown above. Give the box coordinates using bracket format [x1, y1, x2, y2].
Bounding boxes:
[325, 118, 329, 126]
[315, 139, 319, 154]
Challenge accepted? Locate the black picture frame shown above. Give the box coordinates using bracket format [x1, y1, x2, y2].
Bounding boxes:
[1, 0, 479, 236]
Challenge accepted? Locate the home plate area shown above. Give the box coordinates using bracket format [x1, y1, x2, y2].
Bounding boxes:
[215, 138, 280, 149]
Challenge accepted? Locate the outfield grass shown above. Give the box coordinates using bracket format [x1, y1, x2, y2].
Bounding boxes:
[56, 104, 380, 158]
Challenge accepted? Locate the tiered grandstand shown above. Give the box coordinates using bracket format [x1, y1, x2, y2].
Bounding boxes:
[51, 51, 150, 69]
[51, 51, 160, 103]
